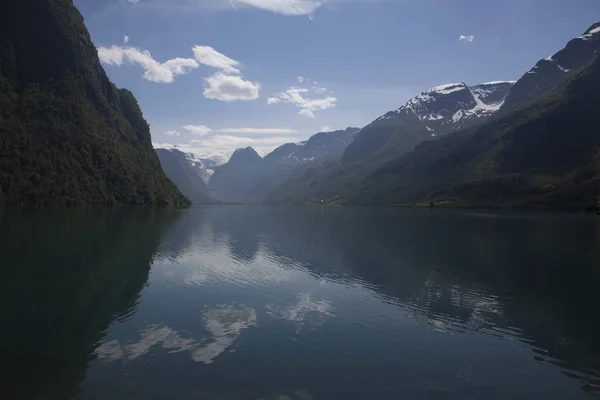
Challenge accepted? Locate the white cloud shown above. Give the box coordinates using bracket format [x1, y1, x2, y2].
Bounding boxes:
[97, 45, 199, 83]
[183, 125, 213, 135]
[128, 0, 139, 4]
[123, 35, 130, 44]
[163, 130, 180, 136]
[312, 86, 327, 94]
[192, 46, 241, 74]
[267, 97, 281, 104]
[320, 125, 332, 132]
[156, 134, 302, 157]
[203, 73, 260, 101]
[232, 0, 324, 15]
[218, 128, 298, 135]
[153, 142, 176, 149]
[298, 109, 315, 118]
[298, 76, 304, 83]
[269, 86, 337, 118]
[459, 34, 474, 42]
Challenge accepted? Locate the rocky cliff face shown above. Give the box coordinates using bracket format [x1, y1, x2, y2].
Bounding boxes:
[0, 0, 187, 205]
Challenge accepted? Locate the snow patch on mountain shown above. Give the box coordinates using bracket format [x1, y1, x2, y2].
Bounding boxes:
[182, 152, 227, 183]
[375, 80, 514, 134]
[424, 83, 466, 95]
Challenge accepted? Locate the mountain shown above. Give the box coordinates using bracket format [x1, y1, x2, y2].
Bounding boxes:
[208, 128, 359, 203]
[501, 22, 600, 112]
[208, 147, 263, 203]
[343, 81, 514, 163]
[155, 149, 214, 203]
[267, 22, 600, 209]
[271, 54, 600, 209]
[0, 0, 187, 206]
[357, 54, 600, 209]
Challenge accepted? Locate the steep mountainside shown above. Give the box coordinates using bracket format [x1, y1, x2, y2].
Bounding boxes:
[343, 82, 513, 163]
[501, 22, 600, 112]
[272, 55, 600, 209]
[155, 149, 214, 203]
[208, 128, 359, 203]
[0, 0, 187, 205]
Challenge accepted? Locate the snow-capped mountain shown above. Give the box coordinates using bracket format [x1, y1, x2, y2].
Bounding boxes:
[502, 22, 600, 111]
[379, 81, 514, 133]
[182, 152, 227, 183]
[343, 81, 514, 163]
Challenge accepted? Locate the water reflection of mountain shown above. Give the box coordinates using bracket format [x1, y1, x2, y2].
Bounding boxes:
[262, 208, 600, 394]
[184, 206, 600, 395]
[157, 206, 262, 264]
[0, 207, 178, 399]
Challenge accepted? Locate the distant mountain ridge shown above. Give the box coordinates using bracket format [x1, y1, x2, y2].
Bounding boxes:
[208, 128, 359, 203]
[342, 81, 514, 163]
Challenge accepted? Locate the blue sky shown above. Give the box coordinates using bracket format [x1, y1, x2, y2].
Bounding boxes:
[75, 0, 600, 157]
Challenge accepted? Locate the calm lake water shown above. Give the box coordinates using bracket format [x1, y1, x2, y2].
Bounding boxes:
[2, 206, 600, 399]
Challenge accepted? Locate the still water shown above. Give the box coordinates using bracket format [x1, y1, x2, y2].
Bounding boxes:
[2, 206, 600, 399]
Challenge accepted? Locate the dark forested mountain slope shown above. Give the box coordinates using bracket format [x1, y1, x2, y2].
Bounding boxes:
[0, 0, 187, 205]
[273, 55, 600, 208]
[501, 22, 600, 112]
[155, 149, 214, 203]
[208, 128, 359, 203]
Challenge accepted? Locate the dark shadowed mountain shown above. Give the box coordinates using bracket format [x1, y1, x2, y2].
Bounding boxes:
[0, 0, 187, 205]
[156, 148, 214, 203]
[501, 22, 600, 112]
[208, 128, 359, 203]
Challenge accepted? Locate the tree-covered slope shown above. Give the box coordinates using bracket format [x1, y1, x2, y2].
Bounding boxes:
[297, 55, 600, 209]
[0, 0, 188, 205]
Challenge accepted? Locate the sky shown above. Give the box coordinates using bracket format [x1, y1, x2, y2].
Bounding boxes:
[75, 0, 600, 158]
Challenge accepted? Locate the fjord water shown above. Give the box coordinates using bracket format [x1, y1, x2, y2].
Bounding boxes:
[2, 207, 600, 399]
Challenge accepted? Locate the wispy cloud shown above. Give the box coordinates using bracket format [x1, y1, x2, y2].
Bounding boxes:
[459, 34, 474, 42]
[123, 35, 130, 44]
[156, 124, 303, 155]
[232, 0, 325, 15]
[183, 125, 213, 135]
[97, 45, 198, 83]
[203, 73, 260, 101]
[218, 128, 298, 135]
[268, 77, 337, 118]
[192, 46, 241, 74]
[156, 135, 301, 155]
[163, 130, 180, 136]
[270, 87, 337, 118]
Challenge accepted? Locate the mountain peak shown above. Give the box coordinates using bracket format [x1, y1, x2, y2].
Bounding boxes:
[343, 81, 513, 164]
[229, 146, 262, 165]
